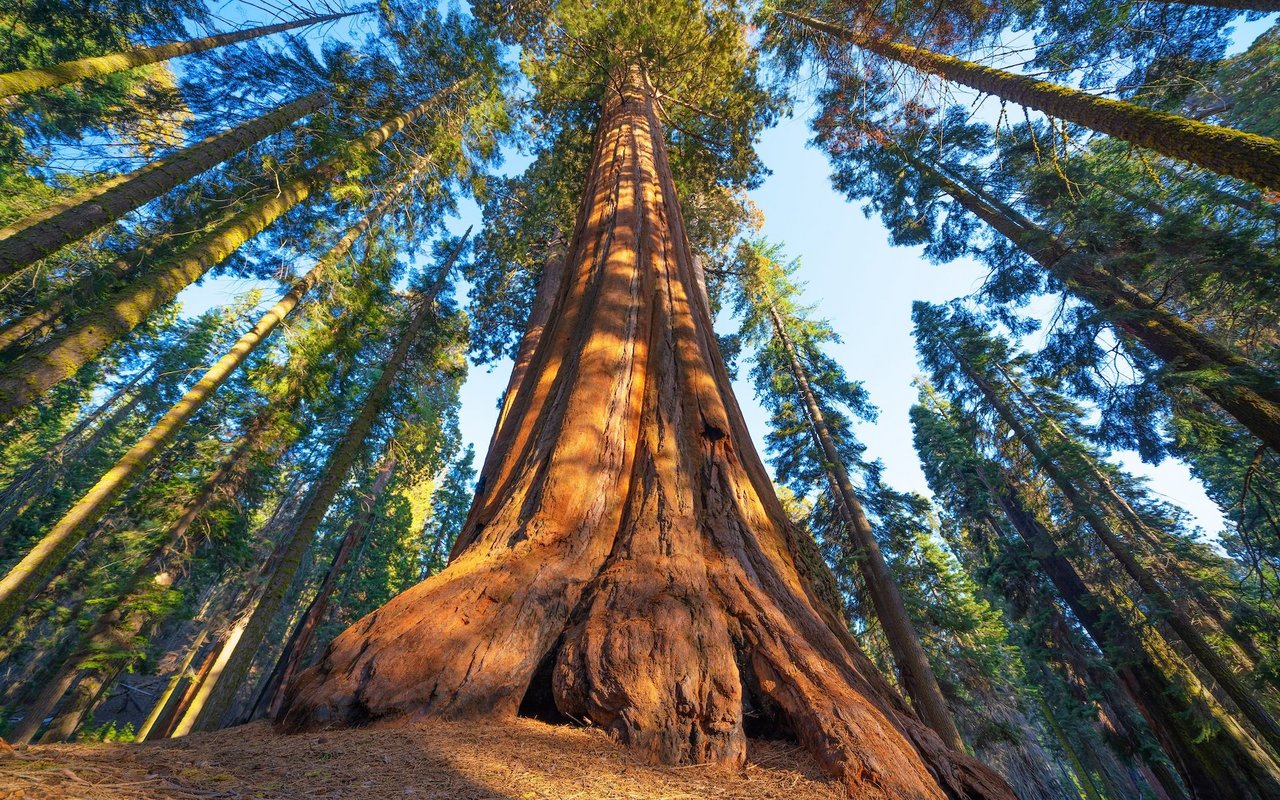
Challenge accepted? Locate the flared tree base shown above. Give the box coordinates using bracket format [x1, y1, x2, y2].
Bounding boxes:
[280, 68, 1014, 800]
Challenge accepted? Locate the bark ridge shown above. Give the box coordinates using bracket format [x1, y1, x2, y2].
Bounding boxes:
[280, 72, 1013, 800]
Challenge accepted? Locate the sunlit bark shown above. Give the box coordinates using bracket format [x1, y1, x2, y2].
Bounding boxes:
[280, 67, 1013, 800]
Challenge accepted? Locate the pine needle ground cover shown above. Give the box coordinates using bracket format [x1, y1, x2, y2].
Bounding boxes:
[3, 0, 1280, 798]
[0, 718, 846, 799]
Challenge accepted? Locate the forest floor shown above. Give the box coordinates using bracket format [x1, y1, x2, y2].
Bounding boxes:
[0, 716, 847, 799]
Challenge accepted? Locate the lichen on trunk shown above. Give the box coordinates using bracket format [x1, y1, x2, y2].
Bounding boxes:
[280, 68, 1014, 800]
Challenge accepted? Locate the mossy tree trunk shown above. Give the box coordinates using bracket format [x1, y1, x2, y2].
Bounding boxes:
[0, 174, 423, 631]
[0, 92, 327, 277]
[21, 415, 275, 744]
[960, 355, 1280, 763]
[189, 233, 468, 733]
[0, 13, 354, 98]
[279, 67, 1014, 800]
[0, 86, 453, 423]
[906, 151, 1280, 452]
[986, 480, 1277, 798]
[256, 453, 398, 721]
[783, 10, 1280, 191]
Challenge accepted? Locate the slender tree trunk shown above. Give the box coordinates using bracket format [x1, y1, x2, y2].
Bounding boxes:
[962, 357, 1280, 759]
[0, 14, 355, 98]
[0, 176, 420, 630]
[162, 483, 313, 739]
[5, 657, 79, 744]
[0, 365, 148, 532]
[0, 261, 131, 356]
[0, 234, 186, 358]
[950, 680, 1078, 799]
[1033, 693, 1106, 800]
[993, 362, 1268, 671]
[44, 554, 233, 743]
[909, 152, 1280, 452]
[0, 599, 85, 710]
[0, 93, 327, 276]
[783, 11, 1280, 191]
[766, 301, 964, 750]
[0, 379, 150, 555]
[189, 234, 468, 733]
[169, 610, 253, 737]
[1040, 642, 1176, 800]
[158, 642, 219, 738]
[280, 67, 1013, 800]
[16, 415, 271, 742]
[968, 509, 1186, 800]
[135, 627, 207, 742]
[36, 606, 151, 742]
[0, 86, 455, 422]
[1163, 0, 1280, 10]
[256, 454, 398, 721]
[986, 486, 1277, 797]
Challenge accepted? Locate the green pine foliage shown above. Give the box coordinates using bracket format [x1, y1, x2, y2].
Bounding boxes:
[1, 0, 1278, 787]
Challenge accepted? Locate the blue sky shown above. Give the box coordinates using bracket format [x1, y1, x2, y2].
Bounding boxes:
[171, 8, 1277, 540]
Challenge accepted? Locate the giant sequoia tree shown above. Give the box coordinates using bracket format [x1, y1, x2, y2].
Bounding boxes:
[6, 1, 1280, 798]
[278, 5, 1012, 793]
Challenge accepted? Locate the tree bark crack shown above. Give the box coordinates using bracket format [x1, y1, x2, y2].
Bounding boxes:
[279, 67, 1014, 800]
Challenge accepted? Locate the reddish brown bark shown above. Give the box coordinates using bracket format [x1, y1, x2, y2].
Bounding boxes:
[280, 69, 1013, 799]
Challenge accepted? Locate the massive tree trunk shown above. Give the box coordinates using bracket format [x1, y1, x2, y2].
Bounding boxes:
[0, 13, 355, 98]
[280, 68, 1012, 800]
[0, 92, 327, 277]
[493, 237, 566, 438]
[782, 11, 1280, 191]
[766, 301, 964, 750]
